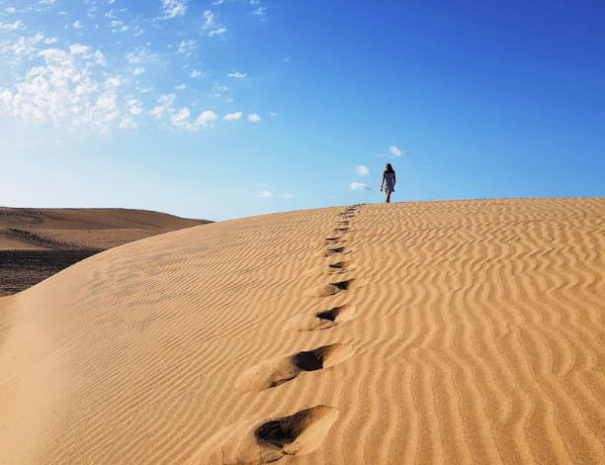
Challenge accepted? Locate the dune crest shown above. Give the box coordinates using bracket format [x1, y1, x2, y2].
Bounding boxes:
[0, 207, 208, 295]
[1, 198, 604, 464]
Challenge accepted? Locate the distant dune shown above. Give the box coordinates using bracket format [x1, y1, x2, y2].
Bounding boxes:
[0, 207, 209, 295]
[0, 198, 603, 464]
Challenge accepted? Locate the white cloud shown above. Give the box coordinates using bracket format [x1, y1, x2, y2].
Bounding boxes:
[127, 98, 142, 115]
[278, 193, 294, 199]
[133, 67, 145, 75]
[105, 76, 121, 87]
[6, 8, 16, 14]
[0, 45, 125, 131]
[202, 10, 226, 36]
[161, 0, 187, 19]
[3, 33, 45, 56]
[190, 69, 203, 78]
[150, 94, 175, 117]
[224, 111, 242, 121]
[170, 107, 190, 127]
[194, 110, 217, 127]
[108, 19, 129, 33]
[0, 20, 25, 31]
[125, 48, 154, 65]
[227, 71, 246, 79]
[96, 93, 117, 111]
[356, 165, 369, 176]
[257, 190, 273, 198]
[174, 83, 186, 90]
[389, 145, 404, 156]
[249, 0, 267, 17]
[350, 182, 367, 191]
[72, 20, 84, 29]
[248, 113, 261, 123]
[69, 43, 89, 55]
[176, 39, 196, 56]
[119, 116, 137, 129]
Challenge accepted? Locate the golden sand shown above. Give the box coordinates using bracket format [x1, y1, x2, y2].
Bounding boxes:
[1, 198, 604, 464]
[0, 207, 208, 251]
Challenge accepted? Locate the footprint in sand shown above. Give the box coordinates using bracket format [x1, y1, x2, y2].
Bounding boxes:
[306, 279, 356, 298]
[236, 343, 353, 391]
[286, 305, 354, 332]
[325, 246, 346, 257]
[254, 406, 339, 462]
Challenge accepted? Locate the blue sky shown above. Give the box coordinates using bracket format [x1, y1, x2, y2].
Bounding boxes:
[0, 0, 603, 221]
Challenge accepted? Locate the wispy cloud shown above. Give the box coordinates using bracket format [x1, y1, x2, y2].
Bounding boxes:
[160, 0, 187, 19]
[350, 182, 368, 191]
[224, 111, 242, 120]
[194, 110, 218, 127]
[170, 107, 191, 128]
[0, 44, 131, 132]
[150, 94, 175, 118]
[0, 1, 271, 134]
[0, 20, 25, 31]
[176, 39, 196, 56]
[389, 145, 405, 156]
[356, 165, 369, 176]
[257, 190, 273, 198]
[202, 10, 226, 36]
[249, 0, 268, 18]
[227, 71, 246, 78]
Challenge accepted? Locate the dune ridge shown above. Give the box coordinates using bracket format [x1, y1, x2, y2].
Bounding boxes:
[0, 207, 209, 295]
[0, 198, 604, 464]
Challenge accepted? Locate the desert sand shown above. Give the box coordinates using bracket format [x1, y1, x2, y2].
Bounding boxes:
[0, 208, 208, 295]
[0, 198, 604, 464]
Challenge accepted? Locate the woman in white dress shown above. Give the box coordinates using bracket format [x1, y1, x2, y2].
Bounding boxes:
[380, 163, 396, 203]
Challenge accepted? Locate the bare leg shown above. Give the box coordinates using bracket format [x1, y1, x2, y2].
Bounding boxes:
[386, 191, 392, 203]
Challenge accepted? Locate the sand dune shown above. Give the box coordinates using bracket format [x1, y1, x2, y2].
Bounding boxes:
[0, 207, 209, 250]
[0, 207, 208, 295]
[0, 198, 604, 464]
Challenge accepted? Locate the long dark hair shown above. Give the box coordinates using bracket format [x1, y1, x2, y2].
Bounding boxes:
[384, 163, 395, 173]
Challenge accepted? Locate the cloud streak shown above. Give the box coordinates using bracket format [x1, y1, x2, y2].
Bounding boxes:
[160, 0, 187, 19]
[350, 182, 368, 191]
[356, 165, 369, 176]
[389, 145, 405, 157]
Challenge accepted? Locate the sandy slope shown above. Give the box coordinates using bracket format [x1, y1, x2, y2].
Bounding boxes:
[0, 208, 209, 296]
[0, 198, 603, 465]
[0, 207, 209, 250]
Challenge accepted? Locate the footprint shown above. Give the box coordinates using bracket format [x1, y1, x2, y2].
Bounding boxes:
[327, 261, 350, 275]
[306, 279, 355, 298]
[324, 237, 342, 246]
[198, 407, 339, 464]
[254, 406, 338, 459]
[315, 306, 346, 322]
[286, 305, 354, 331]
[334, 227, 350, 233]
[325, 246, 345, 256]
[236, 343, 353, 392]
[328, 261, 347, 270]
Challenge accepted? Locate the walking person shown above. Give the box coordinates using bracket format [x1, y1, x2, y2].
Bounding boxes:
[380, 163, 396, 203]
